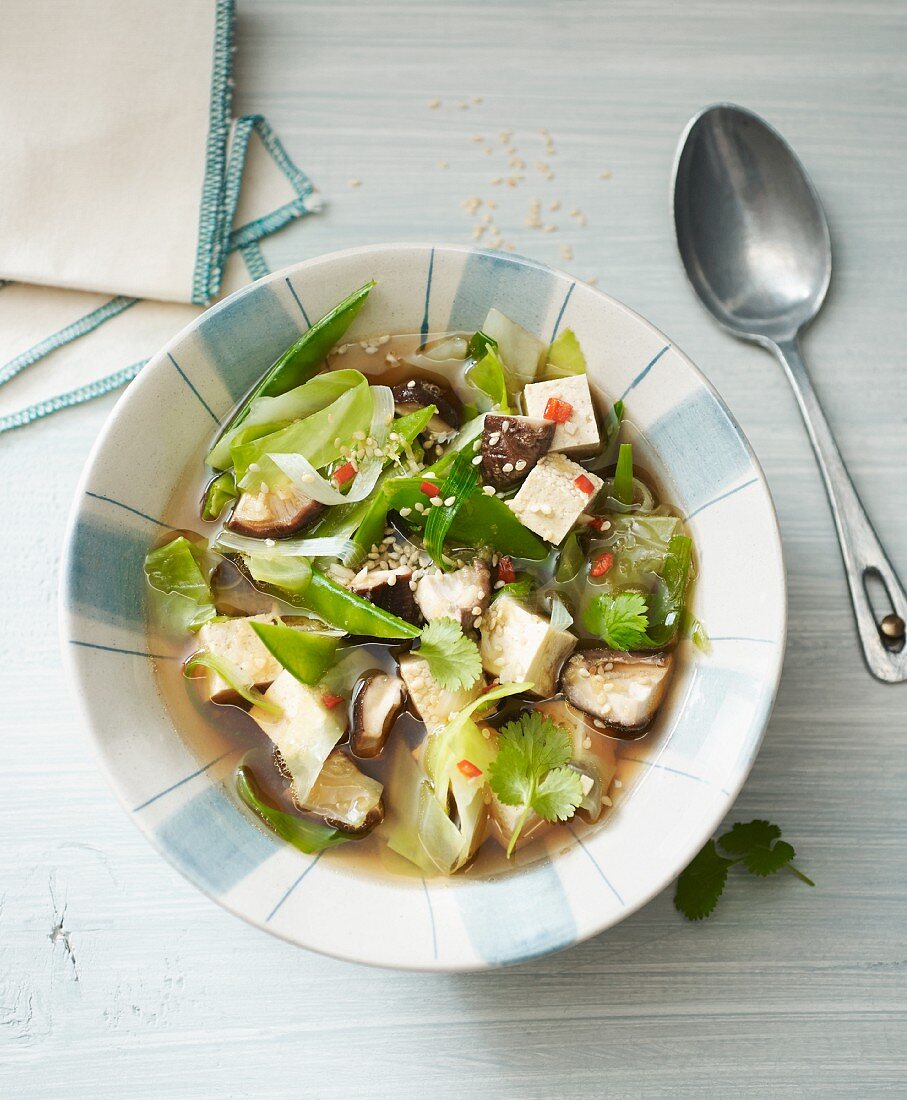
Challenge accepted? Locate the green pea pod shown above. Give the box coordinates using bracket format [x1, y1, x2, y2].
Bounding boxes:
[201, 470, 237, 521]
[385, 479, 548, 561]
[249, 620, 339, 685]
[301, 568, 420, 639]
[207, 281, 375, 468]
[236, 764, 349, 854]
[613, 442, 634, 508]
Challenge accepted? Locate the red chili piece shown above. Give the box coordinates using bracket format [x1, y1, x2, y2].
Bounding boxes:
[497, 556, 516, 583]
[589, 552, 614, 578]
[543, 397, 574, 424]
[457, 759, 482, 778]
[574, 474, 595, 495]
[322, 693, 345, 709]
[420, 479, 441, 497]
[333, 461, 357, 486]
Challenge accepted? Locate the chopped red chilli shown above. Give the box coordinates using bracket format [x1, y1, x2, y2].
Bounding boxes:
[322, 693, 345, 709]
[543, 397, 573, 423]
[574, 474, 595, 495]
[333, 461, 357, 486]
[589, 552, 613, 578]
[497, 556, 516, 583]
[420, 480, 441, 497]
[457, 759, 482, 778]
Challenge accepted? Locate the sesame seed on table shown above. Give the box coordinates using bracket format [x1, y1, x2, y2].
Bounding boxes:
[3, 2, 906, 1098]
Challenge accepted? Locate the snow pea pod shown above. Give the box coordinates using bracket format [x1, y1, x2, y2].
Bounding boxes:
[384, 478, 548, 561]
[301, 568, 420, 639]
[207, 281, 375, 468]
[236, 764, 349, 854]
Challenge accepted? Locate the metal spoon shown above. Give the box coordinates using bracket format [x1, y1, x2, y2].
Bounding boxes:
[673, 102, 907, 683]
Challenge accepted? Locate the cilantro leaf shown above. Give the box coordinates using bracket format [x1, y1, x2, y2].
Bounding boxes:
[674, 840, 734, 920]
[534, 768, 585, 822]
[719, 819, 813, 881]
[676, 819, 815, 921]
[488, 712, 583, 857]
[583, 590, 650, 650]
[417, 617, 482, 691]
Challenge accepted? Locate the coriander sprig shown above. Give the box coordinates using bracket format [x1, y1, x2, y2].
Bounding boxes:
[417, 617, 482, 691]
[488, 711, 584, 857]
[674, 819, 814, 920]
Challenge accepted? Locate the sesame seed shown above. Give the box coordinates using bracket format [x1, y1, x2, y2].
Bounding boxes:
[431, 497, 443, 507]
[501, 420, 510, 431]
[348, 178, 362, 188]
[472, 439, 482, 451]
[488, 431, 500, 446]
[429, 99, 441, 109]
[406, 379, 416, 389]
[409, 580, 417, 591]
[444, 495, 455, 507]
[482, 485, 496, 496]
[494, 580, 505, 589]
[399, 507, 412, 517]
[387, 574, 397, 587]
[473, 617, 482, 629]
[502, 462, 514, 473]
[472, 455, 483, 465]
[514, 459, 527, 471]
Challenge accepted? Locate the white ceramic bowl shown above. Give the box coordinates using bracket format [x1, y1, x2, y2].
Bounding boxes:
[61, 244, 786, 970]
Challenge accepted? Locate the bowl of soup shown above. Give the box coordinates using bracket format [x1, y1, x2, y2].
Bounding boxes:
[61, 244, 785, 969]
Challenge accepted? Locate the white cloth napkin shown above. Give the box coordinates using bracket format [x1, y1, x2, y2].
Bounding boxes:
[0, 0, 320, 433]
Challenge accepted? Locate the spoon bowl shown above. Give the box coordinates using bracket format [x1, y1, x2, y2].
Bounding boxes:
[674, 103, 831, 343]
[674, 103, 907, 683]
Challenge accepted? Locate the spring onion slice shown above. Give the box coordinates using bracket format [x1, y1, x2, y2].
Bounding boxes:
[548, 594, 574, 631]
[424, 450, 480, 568]
[184, 652, 283, 716]
[613, 443, 634, 507]
[269, 385, 395, 505]
[215, 530, 358, 562]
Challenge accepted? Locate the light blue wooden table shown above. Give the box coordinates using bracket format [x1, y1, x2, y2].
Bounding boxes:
[2, 1, 905, 1095]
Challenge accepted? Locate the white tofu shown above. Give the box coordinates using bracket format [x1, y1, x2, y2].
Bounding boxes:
[249, 670, 348, 802]
[508, 452, 603, 544]
[479, 595, 577, 698]
[196, 613, 285, 703]
[522, 374, 600, 456]
[488, 793, 552, 851]
[482, 308, 546, 387]
[398, 654, 485, 731]
[415, 560, 491, 630]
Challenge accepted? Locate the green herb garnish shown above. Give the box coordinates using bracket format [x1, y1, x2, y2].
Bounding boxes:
[674, 820, 814, 920]
[583, 590, 650, 650]
[417, 617, 482, 691]
[488, 711, 584, 857]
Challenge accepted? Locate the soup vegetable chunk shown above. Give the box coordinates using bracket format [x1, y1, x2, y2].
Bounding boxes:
[144, 283, 700, 877]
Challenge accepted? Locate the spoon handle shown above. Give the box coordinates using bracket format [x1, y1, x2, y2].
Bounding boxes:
[773, 337, 907, 683]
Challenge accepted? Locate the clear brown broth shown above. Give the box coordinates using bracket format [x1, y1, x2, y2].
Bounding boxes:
[146, 332, 690, 881]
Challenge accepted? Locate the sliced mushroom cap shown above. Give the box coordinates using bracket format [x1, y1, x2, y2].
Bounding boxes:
[414, 559, 491, 631]
[351, 671, 405, 758]
[227, 484, 325, 539]
[560, 648, 674, 734]
[299, 748, 384, 835]
[350, 567, 423, 625]
[480, 413, 555, 490]
[391, 377, 462, 434]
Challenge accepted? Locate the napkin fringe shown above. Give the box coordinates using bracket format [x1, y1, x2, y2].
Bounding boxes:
[0, 115, 319, 436]
[191, 0, 237, 305]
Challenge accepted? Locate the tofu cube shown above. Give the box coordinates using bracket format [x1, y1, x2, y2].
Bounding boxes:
[479, 595, 577, 697]
[523, 374, 600, 456]
[508, 453, 603, 544]
[196, 613, 286, 703]
[399, 654, 485, 731]
[249, 670, 348, 802]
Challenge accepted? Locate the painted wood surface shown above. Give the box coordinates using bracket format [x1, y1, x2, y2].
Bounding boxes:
[2, 0, 906, 1094]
